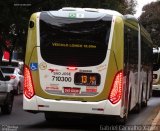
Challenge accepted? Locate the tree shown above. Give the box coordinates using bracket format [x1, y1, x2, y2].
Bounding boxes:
[139, 1, 160, 46]
[125, 0, 137, 14]
[48, 0, 136, 15]
[0, 0, 31, 62]
[0, 0, 137, 62]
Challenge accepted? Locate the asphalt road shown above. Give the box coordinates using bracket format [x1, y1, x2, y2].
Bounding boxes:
[0, 94, 160, 131]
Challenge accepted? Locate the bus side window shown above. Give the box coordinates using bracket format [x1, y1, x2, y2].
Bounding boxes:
[124, 26, 138, 72]
[141, 36, 153, 67]
[124, 27, 130, 65]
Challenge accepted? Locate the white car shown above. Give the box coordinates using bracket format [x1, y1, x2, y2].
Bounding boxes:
[0, 66, 24, 95]
[0, 69, 14, 114]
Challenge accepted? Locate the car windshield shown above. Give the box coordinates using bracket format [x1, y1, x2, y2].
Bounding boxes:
[1, 67, 15, 74]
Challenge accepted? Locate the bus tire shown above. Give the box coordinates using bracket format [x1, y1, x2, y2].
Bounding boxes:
[134, 103, 141, 113]
[141, 88, 148, 107]
[142, 100, 148, 107]
[141, 86, 148, 107]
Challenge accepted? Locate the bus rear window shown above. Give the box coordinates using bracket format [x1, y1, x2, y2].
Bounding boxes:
[40, 12, 112, 67]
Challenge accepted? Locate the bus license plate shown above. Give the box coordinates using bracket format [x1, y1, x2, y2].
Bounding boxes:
[64, 87, 80, 94]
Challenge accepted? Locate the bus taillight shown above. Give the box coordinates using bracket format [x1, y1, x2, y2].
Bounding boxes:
[109, 70, 123, 104]
[24, 65, 35, 99]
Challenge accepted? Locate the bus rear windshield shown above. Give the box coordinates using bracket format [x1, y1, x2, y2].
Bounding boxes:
[40, 12, 112, 67]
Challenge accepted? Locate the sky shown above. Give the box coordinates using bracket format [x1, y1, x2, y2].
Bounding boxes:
[134, 0, 157, 18]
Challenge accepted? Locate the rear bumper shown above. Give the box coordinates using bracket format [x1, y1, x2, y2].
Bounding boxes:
[23, 95, 123, 117]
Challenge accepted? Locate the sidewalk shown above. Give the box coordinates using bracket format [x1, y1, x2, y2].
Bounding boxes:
[150, 110, 160, 131]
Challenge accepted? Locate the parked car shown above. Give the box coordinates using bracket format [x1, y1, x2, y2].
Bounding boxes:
[0, 69, 14, 114]
[0, 66, 24, 95]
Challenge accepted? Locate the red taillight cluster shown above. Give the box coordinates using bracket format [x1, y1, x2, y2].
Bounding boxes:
[109, 70, 123, 104]
[24, 65, 35, 99]
[10, 75, 16, 79]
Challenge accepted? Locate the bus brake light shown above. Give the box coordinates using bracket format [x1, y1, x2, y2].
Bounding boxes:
[24, 65, 35, 99]
[67, 67, 77, 70]
[109, 70, 123, 104]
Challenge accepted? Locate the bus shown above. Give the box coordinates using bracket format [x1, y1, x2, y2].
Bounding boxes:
[24, 8, 153, 124]
[152, 48, 160, 95]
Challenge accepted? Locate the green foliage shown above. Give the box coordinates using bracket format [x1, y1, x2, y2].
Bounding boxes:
[139, 1, 160, 46]
[41, 0, 136, 14]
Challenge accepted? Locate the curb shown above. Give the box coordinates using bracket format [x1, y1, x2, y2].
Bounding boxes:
[150, 110, 160, 131]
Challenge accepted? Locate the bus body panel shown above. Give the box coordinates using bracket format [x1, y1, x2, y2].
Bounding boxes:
[24, 11, 124, 117]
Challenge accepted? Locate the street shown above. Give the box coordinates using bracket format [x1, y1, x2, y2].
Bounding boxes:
[0, 95, 160, 131]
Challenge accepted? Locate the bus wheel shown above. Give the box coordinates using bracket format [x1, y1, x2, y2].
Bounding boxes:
[134, 102, 141, 113]
[142, 100, 148, 107]
[141, 89, 148, 107]
[141, 88, 148, 107]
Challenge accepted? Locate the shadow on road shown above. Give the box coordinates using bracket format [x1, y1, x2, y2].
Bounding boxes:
[20, 117, 118, 131]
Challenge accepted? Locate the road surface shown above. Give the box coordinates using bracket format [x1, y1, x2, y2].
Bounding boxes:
[0, 95, 160, 131]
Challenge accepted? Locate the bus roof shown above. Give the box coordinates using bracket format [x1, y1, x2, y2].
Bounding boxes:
[44, 7, 123, 19]
[59, 7, 123, 16]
